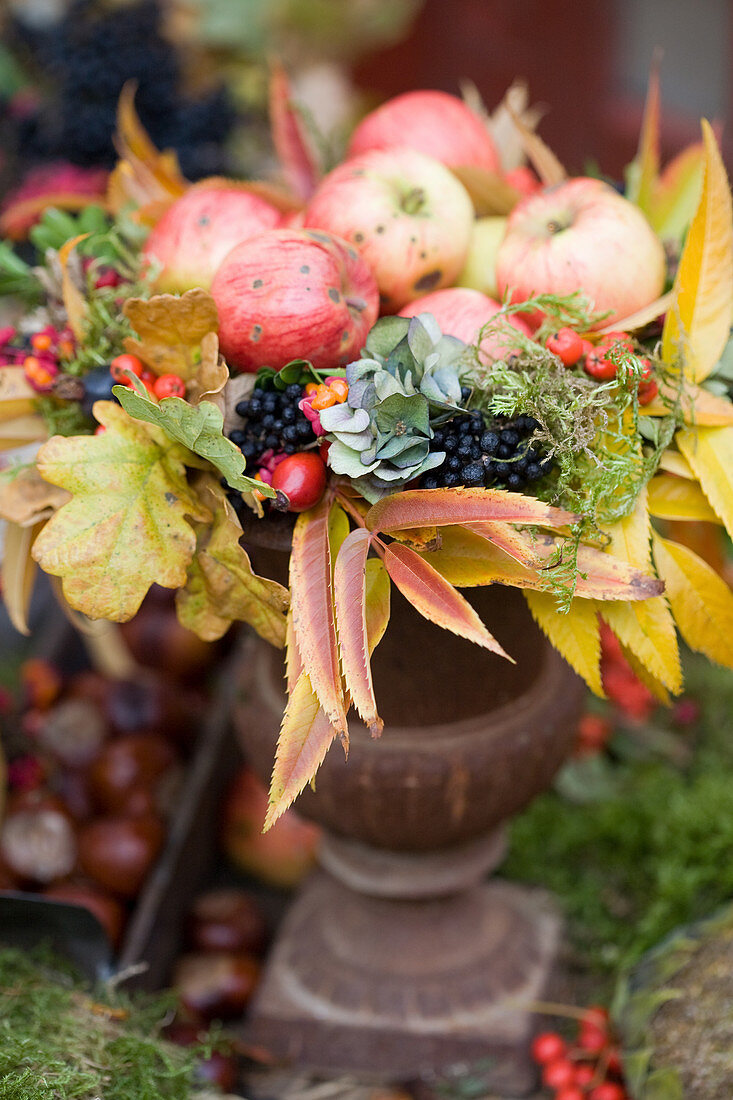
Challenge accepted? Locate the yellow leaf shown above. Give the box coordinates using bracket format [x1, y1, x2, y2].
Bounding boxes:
[677, 425, 733, 537]
[653, 533, 733, 669]
[0, 415, 47, 449]
[123, 289, 219, 380]
[524, 591, 603, 697]
[647, 473, 721, 523]
[0, 367, 38, 421]
[600, 489, 682, 692]
[0, 465, 70, 526]
[1, 521, 41, 635]
[662, 120, 733, 382]
[58, 235, 89, 342]
[640, 379, 733, 425]
[176, 478, 288, 645]
[618, 640, 671, 705]
[32, 401, 210, 621]
[627, 52, 661, 215]
[658, 450, 694, 479]
[650, 142, 705, 240]
[449, 165, 521, 216]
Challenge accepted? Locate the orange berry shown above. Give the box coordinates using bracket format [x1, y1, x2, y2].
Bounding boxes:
[304, 382, 318, 396]
[311, 383, 337, 411]
[328, 378, 349, 402]
[31, 332, 53, 352]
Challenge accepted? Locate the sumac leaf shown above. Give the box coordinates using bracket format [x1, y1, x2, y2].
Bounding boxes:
[334, 528, 382, 737]
[366, 487, 576, 533]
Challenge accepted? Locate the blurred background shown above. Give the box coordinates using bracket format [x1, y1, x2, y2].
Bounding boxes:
[1, 0, 730, 208]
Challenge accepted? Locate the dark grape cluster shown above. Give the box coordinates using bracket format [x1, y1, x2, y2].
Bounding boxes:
[229, 382, 317, 469]
[7, 0, 236, 178]
[420, 411, 553, 491]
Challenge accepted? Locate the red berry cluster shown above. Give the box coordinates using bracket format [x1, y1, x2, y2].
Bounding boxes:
[574, 712, 613, 757]
[0, 324, 75, 392]
[110, 354, 186, 401]
[531, 1006, 628, 1100]
[545, 327, 658, 405]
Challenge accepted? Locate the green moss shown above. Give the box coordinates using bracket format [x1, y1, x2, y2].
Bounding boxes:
[503, 654, 733, 977]
[0, 948, 198, 1099]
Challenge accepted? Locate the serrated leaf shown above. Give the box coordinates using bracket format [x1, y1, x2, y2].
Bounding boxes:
[626, 52, 661, 213]
[384, 541, 512, 660]
[123, 289, 219, 380]
[58, 235, 89, 342]
[525, 590, 603, 696]
[657, 450, 694, 479]
[268, 61, 320, 202]
[290, 495, 348, 738]
[114, 383, 271, 496]
[0, 465, 69, 526]
[647, 473, 721, 522]
[176, 478, 288, 645]
[366, 486, 576, 533]
[32, 401, 210, 620]
[650, 141, 705, 240]
[662, 120, 733, 382]
[364, 557, 391, 653]
[618, 639, 672, 705]
[640, 379, 733, 425]
[600, 489, 682, 693]
[677, 424, 733, 536]
[328, 501, 351, 564]
[1, 520, 41, 636]
[107, 82, 187, 217]
[464, 521, 665, 601]
[652, 533, 733, 669]
[334, 528, 382, 737]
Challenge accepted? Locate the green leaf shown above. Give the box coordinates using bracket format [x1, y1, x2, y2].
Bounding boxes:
[32, 401, 211, 620]
[365, 316, 410, 359]
[114, 383, 272, 496]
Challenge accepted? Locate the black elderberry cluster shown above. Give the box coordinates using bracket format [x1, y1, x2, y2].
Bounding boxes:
[229, 382, 317, 469]
[7, 0, 236, 178]
[421, 411, 553, 491]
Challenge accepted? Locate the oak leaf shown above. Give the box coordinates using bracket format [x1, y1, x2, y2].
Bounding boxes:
[32, 401, 210, 620]
[123, 289, 219, 380]
[176, 478, 288, 645]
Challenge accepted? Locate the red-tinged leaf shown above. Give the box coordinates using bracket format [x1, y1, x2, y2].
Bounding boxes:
[269, 62, 320, 203]
[463, 522, 666, 601]
[334, 528, 382, 737]
[366, 487, 576, 534]
[265, 668, 336, 830]
[626, 50, 661, 213]
[384, 541, 512, 661]
[289, 495, 348, 738]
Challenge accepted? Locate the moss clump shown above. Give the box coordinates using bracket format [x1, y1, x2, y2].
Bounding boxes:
[0, 947, 197, 1100]
[502, 653, 733, 978]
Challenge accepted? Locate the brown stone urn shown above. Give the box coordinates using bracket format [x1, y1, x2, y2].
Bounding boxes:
[234, 526, 585, 1094]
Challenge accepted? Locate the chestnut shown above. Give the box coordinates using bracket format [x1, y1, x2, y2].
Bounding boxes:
[1, 807, 77, 884]
[188, 888, 268, 956]
[87, 733, 176, 815]
[172, 951, 261, 1022]
[37, 697, 107, 768]
[77, 814, 164, 898]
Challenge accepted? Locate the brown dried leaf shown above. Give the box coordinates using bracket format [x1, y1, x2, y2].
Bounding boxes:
[0, 367, 39, 422]
[0, 415, 48, 449]
[123, 289, 219, 380]
[0, 465, 70, 526]
[223, 374, 257, 437]
[58, 235, 89, 341]
[185, 333, 228, 412]
[1, 520, 42, 635]
[506, 102, 567, 186]
[485, 79, 546, 172]
[450, 166, 521, 216]
[107, 82, 187, 216]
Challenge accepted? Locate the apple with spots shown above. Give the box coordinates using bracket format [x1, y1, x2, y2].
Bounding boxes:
[210, 228, 379, 373]
[496, 177, 666, 328]
[142, 185, 282, 293]
[303, 147, 474, 312]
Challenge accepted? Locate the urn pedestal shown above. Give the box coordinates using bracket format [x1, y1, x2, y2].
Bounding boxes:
[234, 578, 584, 1093]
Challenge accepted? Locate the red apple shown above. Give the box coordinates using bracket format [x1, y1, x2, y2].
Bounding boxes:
[347, 89, 500, 173]
[142, 185, 282, 293]
[399, 287, 531, 363]
[304, 147, 474, 313]
[210, 228, 378, 372]
[496, 177, 666, 328]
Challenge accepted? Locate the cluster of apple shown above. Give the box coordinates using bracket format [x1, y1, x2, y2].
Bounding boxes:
[142, 88, 667, 394]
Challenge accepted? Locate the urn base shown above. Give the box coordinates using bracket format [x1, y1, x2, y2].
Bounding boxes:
[243, 870, 561, 1094]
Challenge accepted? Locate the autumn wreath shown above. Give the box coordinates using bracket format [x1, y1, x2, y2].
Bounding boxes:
[0, 71, 731, 824]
